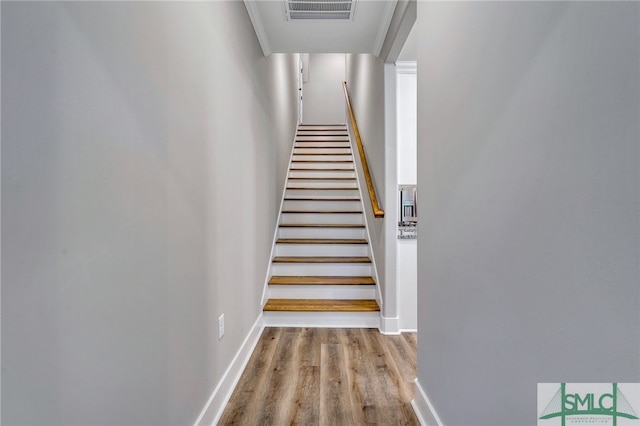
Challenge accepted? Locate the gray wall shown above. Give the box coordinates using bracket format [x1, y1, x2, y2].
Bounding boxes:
[1, 2, 298, 425]
[268, 53, 302, 207]
[417, 2, 639, 425]
[345, 54, 387, 308]
[397, 24, 416, 62]
[303, 54, 346, 125]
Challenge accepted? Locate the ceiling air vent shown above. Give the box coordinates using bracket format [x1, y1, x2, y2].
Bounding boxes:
[285, 0, 356, 21]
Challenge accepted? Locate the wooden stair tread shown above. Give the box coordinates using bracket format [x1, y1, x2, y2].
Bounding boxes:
[294, 145, 350, 148]
[298, 124, 346, 127]
[279, 223, 365, 228]
[284, 197, 360, 201]
[276, 238, 367, 244]
[287, 177, 356, 180]
[289, 168, 354, 171]
[296, 143, 348, 146]
[269, 276, 375, 285]
[263, 299, 380, 312]
[297, 130, 347, 132]
[273, 256, 371, 263]
[291, 158, 353, 163]
[293, 152, 351, 156]
[286, 187, 357, 190]
[296, 138, 349, 141]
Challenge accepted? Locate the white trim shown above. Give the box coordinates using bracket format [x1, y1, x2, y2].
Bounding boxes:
[373, 0, 399, 57]
[396, 61, 417, 75]
[260, 126, 299, 305]
[379, 315, 400, 335]
[346, 122, 383, 309]
[193, 315, 265, 426]
[393, 62, 419, 332]
[411, 378, 444, 426]
[263, 311, 380, 329]
[399, 328, 417, 333]
[383, 62, 398, 331]
[243, 1, 272, 57]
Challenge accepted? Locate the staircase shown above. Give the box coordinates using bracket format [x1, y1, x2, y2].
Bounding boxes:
[262, 124, 380, 328]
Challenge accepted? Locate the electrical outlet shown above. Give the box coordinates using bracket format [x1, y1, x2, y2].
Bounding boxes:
[218, 314, 225, 340]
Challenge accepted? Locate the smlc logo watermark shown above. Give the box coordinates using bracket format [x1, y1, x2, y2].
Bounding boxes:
[538, 383, 640, 426]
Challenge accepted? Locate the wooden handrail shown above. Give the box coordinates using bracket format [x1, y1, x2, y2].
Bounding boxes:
[342, 81, 385, 218]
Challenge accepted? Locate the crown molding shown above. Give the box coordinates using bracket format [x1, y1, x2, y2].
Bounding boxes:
[373, 0, 398, 57]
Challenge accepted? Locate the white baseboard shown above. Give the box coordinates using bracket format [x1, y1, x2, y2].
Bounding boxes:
[194, 314, 265, 426]
[412, 378, 444, 426]
[379, 315, 400, 335]
[263, 311, 380, 328]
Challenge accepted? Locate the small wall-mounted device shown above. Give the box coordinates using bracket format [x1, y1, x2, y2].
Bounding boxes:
[398, 185, 417, 239]
[399, 185, 417, 225]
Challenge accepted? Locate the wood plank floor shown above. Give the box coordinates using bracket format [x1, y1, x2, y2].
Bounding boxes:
[218, 327, 418, 425]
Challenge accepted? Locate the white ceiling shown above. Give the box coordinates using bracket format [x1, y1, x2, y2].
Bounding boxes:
[244, 0, 399, 57]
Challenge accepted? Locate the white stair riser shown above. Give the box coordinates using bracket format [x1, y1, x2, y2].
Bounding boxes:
[287, 181, 357, 189]
[285, 195, 359, 200]
[280, 212, 363, 224]
[267, 285, 376, 300]
[297, 129, 347, 133]
[292, 155, 353, 162]
[262, 311, 380, 328]
[297, 132, 347, 135]
[289, 171, 356, 179]
[286, 189, 359, 198]
[282, 200, 362, 210]
[270, 263, 372, 276]
[295, 142, 351, 148]
[296, 136, 349, 141]
[278, 227, 366, 239]
[294, 148, 352, 155]
[274, 244, 369, 257]
[290, 163, 354, 170]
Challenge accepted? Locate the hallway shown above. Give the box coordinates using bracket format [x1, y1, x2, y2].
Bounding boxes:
[218, 328, 418, 425]
[2, 2, 638, 425]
